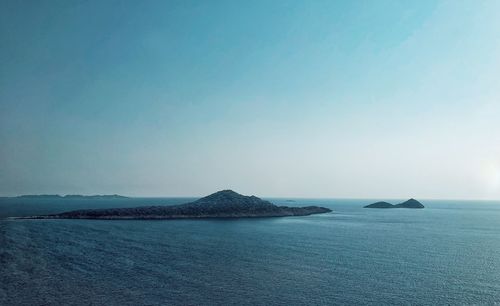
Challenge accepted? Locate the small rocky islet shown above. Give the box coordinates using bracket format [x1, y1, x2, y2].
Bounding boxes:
[364, 198, 424, 209]
[23, 190, 332, 220]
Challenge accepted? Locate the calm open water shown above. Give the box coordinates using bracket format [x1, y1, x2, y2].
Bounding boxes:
[1, 197, 500, 305]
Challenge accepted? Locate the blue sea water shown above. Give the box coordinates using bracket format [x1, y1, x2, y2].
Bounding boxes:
[1, 197, 500, 305]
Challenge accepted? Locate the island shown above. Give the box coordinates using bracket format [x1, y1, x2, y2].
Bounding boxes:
[364, 198, 424, 209]
[22, 190, 332, 220]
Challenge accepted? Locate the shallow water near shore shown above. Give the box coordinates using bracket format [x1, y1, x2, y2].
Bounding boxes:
[2, 197, 500, 305]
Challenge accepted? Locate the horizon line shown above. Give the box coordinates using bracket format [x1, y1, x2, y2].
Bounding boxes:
[1, 192, 500, 202]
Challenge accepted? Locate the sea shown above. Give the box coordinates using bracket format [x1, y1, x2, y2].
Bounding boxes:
[1, 197, 500, 305]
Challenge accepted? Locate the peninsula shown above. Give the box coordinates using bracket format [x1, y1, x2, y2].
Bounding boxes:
[364, 198, 424, 209]
[23, 190, 332, 220]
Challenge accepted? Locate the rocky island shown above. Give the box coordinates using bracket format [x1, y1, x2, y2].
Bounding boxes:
[23, 190, 332, 220]
[364, 198, 424, 209]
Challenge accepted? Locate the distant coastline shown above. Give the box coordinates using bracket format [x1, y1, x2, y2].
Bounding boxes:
[12, 194, 129, 200]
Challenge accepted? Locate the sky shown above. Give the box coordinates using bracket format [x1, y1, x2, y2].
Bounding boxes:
[1, 0, 500, 199]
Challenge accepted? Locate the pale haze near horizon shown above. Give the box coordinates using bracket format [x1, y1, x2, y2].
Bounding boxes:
[1, 0, 500, 199]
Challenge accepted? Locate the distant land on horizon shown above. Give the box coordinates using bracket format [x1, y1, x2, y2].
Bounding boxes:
[19, 190, 332, 220]
[11, 194, 130, 199]
[3, 195, 497, 201]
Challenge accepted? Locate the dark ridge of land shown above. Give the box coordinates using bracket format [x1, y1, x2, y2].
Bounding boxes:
[14, 194, 129, 199]
[21, 190, 332, 220]
[364, 198, 424, 209]
[15, 195, 62, 199]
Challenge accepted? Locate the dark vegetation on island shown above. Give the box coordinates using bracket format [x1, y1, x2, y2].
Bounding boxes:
[22, 190, 332, 220]
[364, 198, 424, 209]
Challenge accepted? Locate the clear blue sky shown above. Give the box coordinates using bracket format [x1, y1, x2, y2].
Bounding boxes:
[1, 0, 500, 199]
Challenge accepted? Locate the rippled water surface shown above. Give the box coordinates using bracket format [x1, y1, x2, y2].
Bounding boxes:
[2, 197, 500, 305]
